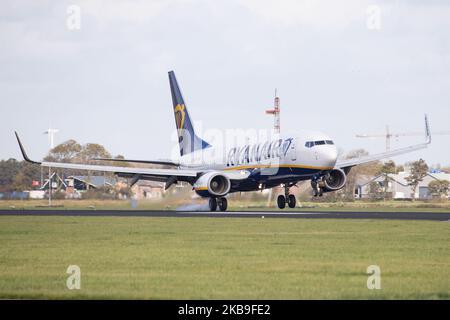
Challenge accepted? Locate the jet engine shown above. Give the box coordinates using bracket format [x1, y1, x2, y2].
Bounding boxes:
[194, 172, 231, 197]
[311, 169, 347, 196]
[323, 169, 347, 191]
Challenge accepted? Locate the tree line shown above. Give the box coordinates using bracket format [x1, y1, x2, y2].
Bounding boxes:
[0, 140, 126, 193]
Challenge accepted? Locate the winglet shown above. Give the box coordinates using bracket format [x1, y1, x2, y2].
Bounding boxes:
[425, 114, 431, 144]
[14, 131, 41, 164]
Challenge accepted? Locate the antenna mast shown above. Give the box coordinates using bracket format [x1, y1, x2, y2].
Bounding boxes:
[265, 89, 280, 134]
[265, 90, 281, 208]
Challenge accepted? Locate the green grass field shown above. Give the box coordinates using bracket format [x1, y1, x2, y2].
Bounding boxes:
[0, 216, 449, 299]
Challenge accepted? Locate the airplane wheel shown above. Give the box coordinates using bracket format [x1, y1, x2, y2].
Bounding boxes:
[277, 195, 286, 209]
[209, 198, 217, 211]
[218, 197, 228, 211]
[287, 194, 296, 208]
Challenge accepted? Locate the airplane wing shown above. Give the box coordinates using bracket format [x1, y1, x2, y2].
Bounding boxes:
[336, 115, 431, 169]
[14, 132, 199, 185]
[92, 157, 179, 167]
[14, 132, 251, 188]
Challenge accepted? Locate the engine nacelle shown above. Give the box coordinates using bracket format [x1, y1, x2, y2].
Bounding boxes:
[311, 169, 347, 196]
[322, 168, 347, 192]
[194, 172, 231, 197]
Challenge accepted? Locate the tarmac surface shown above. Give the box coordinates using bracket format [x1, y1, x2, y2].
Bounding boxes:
[1, 209, 450, 221]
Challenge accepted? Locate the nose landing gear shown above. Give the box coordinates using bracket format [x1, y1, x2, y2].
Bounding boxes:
[311, 175, 325, 197]
[276, 184, 297, 209]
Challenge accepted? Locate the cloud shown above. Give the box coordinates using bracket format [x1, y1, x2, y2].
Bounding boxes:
[0, 0, 449, 166]
[237, 0, 369, 28]
[79, 0, 170, 24]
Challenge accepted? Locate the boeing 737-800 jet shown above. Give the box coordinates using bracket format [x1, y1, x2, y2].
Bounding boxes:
[15, 71, 432, 211]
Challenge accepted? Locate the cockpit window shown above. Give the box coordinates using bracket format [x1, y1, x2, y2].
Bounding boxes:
[305, 140, 334, 148]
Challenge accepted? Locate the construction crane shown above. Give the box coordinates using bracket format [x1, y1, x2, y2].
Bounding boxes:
[356, 125, 450, 152]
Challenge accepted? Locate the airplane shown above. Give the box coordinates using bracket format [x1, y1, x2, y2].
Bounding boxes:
[15, 71, 432, 211]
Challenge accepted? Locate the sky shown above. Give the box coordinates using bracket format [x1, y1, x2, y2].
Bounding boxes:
[1, 0, 449, 167]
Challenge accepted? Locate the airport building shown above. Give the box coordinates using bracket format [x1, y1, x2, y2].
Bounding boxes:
[131, 180, 164, 200]
[10, 175, 164, 200]
[355, 172, 450, 200]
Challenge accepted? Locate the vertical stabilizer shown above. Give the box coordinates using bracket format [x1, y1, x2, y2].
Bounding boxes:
[168, 71, 210, 156]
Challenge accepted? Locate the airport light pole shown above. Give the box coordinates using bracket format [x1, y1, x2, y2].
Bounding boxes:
[43, 128, 58, 206]
[44, 128, 59, 149]
[48, 166, 52, 207]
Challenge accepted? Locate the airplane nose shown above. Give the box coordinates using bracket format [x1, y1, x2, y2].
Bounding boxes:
[321, 147, 338, 167]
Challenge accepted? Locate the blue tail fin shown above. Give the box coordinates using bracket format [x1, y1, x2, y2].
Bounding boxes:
[168, 71, 210, 156]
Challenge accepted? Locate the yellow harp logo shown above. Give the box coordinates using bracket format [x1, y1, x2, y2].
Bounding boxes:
[174, 104, 186, 130]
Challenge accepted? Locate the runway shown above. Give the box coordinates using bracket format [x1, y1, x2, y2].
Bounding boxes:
[1, 209, 450, 221]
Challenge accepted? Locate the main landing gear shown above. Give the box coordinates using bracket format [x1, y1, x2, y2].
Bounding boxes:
[277, 184, 297, 209]
[208, 197, 228, 212]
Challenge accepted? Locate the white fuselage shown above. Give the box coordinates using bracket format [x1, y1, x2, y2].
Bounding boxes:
[178, 130, 338, 194]
[179, 131, 338, 170]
